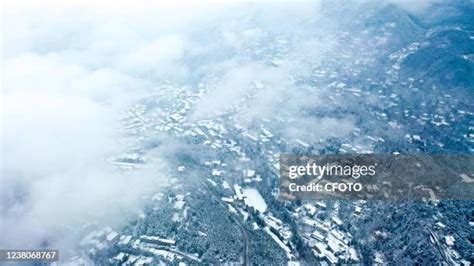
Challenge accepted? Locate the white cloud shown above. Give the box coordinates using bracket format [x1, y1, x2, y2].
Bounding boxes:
[1, 2, 190, 250]
[1, 53, 167, 250]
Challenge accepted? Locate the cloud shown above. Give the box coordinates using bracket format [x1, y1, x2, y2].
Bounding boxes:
[0, 52, 169, 251]
[1, 2, 192, 251]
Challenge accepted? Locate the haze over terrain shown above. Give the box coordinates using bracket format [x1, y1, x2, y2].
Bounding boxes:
[1, 0, 472, 262]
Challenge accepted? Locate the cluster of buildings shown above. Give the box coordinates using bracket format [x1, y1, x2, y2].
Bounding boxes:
[68, 224, 199, 265]
[295, 201, 362, 264]
[86, 79, 382, 265]
[129, 81, 371, 265]
[197, 147, 300, 261]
